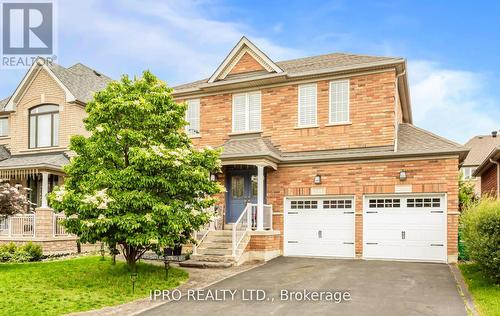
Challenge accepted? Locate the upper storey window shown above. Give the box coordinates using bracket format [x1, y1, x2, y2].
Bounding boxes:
[29, 104, 59, 148]
[185, 99, 200, 137]
[0, 117, 8, 137]
[461, 167, 477, 180]
[232, 91, 261, 133]
[298, 84, 317, 127]
[329, 79, 350, 124]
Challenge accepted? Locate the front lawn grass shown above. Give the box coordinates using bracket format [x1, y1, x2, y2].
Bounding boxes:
[459, 262, 500, 316]
[0, 256, 188, 316]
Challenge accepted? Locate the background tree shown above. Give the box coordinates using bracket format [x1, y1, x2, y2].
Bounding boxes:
[0, 182, 32, 216]
[48, 71, 222, 271]
[458, 173, 477, 212]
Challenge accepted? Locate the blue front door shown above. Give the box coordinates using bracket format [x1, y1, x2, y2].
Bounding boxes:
[226, 168, 258, 223]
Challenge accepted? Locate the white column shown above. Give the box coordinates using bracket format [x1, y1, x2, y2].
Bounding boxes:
[41, 172, 49, 208]
[256, 165, 265, 231]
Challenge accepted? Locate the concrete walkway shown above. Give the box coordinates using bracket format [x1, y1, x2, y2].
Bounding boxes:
[140, 257, 468, 316]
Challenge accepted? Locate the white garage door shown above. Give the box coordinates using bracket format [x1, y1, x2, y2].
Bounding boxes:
[284, 197, 355, 258]
[363, 195, 447, 262]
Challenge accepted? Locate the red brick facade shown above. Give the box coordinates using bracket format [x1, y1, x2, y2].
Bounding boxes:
[481, 164, 498, 197]
[228, 52, 266, 75]
[177, 57, 461, 262]
[188, 70, 397, 152]
[216, 158, 459, 259]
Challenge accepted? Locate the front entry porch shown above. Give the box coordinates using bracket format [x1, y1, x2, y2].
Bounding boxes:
[224, 165, 272, 231]
[0, 156, 100, 254]
[186, 162, 280, 268]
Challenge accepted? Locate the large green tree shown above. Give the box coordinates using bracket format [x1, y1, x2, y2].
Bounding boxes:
[48, 71, 222, 271]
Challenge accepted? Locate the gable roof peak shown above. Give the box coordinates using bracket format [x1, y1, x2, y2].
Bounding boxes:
[208, 36, 283, 83]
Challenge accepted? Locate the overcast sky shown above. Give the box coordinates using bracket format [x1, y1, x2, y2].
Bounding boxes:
[1, 0, 499, 143]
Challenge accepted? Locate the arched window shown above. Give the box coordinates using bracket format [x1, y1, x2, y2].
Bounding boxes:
[29, 104, 59, 148]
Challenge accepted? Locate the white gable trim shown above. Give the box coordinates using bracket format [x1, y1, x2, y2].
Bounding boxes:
[4, 61, 76, 111]
[208, 36, 283, 83]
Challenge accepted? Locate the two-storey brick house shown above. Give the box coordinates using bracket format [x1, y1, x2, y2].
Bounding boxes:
[175, 37, 468, 266]
[0, 59, 111, 253]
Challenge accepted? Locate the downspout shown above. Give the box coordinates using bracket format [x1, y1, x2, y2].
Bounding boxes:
[490, 158, 500, 198]
[394, 70, 406, 152]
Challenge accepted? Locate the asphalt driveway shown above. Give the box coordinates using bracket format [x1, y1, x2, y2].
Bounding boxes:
[141, 257, 467, 316]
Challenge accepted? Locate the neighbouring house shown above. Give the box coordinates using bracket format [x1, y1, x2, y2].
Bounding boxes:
[174, 37, 468, 267]
[472, 146, 500, 198]
[462, 131, 500, 195]
[0, 59, 111, 254]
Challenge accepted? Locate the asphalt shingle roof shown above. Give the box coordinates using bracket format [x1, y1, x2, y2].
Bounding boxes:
[219, 134, 282, 160]
[0, 146, 10, 161]
[217, 124, 468, 163]
[463, 133, 500, 166]
[173, 53, 403, 92]
[0, 152, 69, 170]
[396, 123, 465, 154]
[1, 62, 113, 110]
[48, 62, 113, 103]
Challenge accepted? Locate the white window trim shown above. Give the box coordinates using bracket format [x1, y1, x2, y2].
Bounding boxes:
[329, 79, 350, 125]
[0, 116, 8, 137]
[185, 99, 201, 138]
[297, 83, 317, 128]
[232, 91, 261, 133]
[462, 167, 476, 180]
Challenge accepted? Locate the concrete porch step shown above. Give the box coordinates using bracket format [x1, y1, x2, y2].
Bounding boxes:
[179, 260, 233, 269]
[196, 248, 233, 256]
[209, 230, 233, 237]
[204, 236, 232, 243]
[190, 254, 235, 262]
[199, 242, 233, 249]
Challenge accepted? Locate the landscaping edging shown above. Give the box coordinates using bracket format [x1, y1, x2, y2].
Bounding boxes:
[68, 260, 264, 316]
[449, 263, 479, 316]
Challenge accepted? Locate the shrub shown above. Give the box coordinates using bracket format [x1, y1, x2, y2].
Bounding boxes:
[10, 250, 32, 263]
[0, 242, 17, 253]
[0, 242, 43, 263]
[461, 198, 500, 282]
[20, 242, 43, 261]
[458, 228, 469, 261]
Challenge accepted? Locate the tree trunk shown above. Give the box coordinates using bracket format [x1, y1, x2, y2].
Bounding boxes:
[122, 244, 139, 272]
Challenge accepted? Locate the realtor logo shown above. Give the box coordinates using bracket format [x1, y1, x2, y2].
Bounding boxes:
[1, 1, 56, 68]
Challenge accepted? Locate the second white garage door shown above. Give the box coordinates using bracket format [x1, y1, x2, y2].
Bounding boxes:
[284, 197, 355, 258]
[363, 195, 447, 262]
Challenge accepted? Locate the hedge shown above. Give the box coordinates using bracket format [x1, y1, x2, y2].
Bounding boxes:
[461, 198, 500, 282]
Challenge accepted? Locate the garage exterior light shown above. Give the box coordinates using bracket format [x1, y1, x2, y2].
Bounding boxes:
[399, 170, 407, 181]
[314, 174, 321, 184]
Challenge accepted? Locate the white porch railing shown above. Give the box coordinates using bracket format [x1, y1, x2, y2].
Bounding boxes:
[192, 207, 218, 255]
[250, 204, 273, 230]
[0, 214, 35, 237]
[232, 203, 252, 256]
[53, 213, 69, 236]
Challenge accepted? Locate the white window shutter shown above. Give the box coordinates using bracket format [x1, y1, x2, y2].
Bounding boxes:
[232, 94, 247, 132]
[186, 99, 200, 136]
[330, 80, 349, 123]
[248, 92, 261, 131]
[298, 84, 317, 126]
